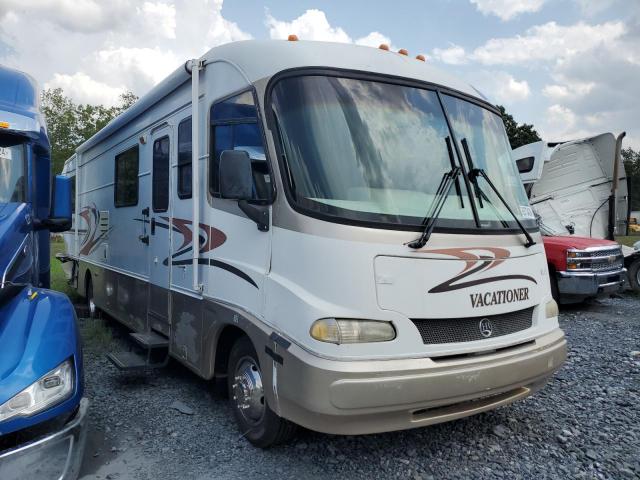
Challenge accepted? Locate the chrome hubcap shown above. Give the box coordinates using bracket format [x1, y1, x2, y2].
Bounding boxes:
[232, 357, 265, 424]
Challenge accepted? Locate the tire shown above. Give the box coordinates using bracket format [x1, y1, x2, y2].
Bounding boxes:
[627, 258, 640, 293]
[85, 274, 98, 318]
[227, 336, 297, 448]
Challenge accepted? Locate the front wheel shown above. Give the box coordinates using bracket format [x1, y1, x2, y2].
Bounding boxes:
[227, 336, 297, 448]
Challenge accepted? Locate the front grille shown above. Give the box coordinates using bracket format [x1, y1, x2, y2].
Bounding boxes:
[591, 259, 624, 272]
[411, 307, 534, 344]
[589, 248, 620, 258]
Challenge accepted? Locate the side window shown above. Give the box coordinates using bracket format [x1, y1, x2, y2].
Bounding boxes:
[114, 146, 139, 207]
[152, 136, 170, 212]
[177, 117, 192, 199]
[209, 91, 271, 201]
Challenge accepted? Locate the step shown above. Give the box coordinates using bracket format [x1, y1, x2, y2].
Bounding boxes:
[129, 331, 169, 349]
[106, 351, 150, 370]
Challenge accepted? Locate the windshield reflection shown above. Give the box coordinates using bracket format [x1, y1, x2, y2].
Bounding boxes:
[271, 75, 534, 230]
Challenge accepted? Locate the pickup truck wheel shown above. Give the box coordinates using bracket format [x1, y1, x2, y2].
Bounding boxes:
[227, 336, 297, 448]
[627, 258, 640, 293]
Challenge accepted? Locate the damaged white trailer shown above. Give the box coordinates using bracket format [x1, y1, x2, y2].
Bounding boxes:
[513, 132, 640, 291]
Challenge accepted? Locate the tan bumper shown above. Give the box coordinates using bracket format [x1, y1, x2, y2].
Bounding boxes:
[275, 329, 566, 435]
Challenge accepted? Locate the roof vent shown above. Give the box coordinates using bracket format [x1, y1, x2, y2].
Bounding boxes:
[288, 34, 299, 41]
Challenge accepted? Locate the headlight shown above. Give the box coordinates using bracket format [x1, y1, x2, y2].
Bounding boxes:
[545, 299, 559, 318]
[310, 319, 396, 344]
[0, 358, 74, 422]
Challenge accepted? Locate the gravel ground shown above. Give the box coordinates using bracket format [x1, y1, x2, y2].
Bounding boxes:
[78, 295, 640, 480]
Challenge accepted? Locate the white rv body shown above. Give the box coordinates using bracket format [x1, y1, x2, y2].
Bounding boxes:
[63, 40, 565, 438]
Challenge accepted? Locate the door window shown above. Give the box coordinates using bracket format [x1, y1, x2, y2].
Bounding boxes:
[152, 136, 170, 212]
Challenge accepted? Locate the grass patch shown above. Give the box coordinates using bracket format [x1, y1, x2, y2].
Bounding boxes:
[50, 237, 80, 302]
[615, 235, 640, 248]
[80, 317, 113, 351]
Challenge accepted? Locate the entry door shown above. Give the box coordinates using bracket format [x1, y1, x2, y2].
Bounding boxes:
[147, 126, 173, 334]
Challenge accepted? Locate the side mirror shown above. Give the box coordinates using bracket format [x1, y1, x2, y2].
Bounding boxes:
[47, 175, 72, 232]
[218, 149, 269, 232]
[219, 150, 253, 200]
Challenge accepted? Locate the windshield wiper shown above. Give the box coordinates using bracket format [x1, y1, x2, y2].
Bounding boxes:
[407, 164, 462, 250]
[460, 138, 536, 248]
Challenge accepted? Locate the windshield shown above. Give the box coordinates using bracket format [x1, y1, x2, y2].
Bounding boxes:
[0, 135, 26, 204]
[271, 75, 535, 230]
[441, 94, 535, 228]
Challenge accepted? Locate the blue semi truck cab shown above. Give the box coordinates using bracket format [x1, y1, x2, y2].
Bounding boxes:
[0, 65, 88, 479]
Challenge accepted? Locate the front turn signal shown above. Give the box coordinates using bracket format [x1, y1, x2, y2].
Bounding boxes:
[545, 299, 559, 318]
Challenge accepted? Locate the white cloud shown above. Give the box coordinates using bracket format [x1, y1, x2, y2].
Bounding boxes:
[265, 9, 397, 52]
[472, 21, 626, 65]
[0, 0, 130, 33]
[266, 9, 351, 43]
[0, 0, 252, 105]
[139, 2, 176, 39]
[45, 72, 126, 107]
[542, 82, 595, 101]
[431, 44, 468, 65]
[470, 0, 546, 21]
[473, 71, 531, 104]
[355, 31, 391, 49]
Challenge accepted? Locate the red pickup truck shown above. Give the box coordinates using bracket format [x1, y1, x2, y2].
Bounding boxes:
[543, 236, 625, 304]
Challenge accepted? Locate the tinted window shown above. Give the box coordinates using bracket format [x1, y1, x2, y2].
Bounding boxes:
[209, 91, 270, 200]
[152, 136, 170, 212]
[178, 117, 192, 198]
[516, 156, 535, 173]
[114, 146, 139, 207]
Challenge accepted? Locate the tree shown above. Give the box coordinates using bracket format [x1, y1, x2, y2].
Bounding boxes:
[622, 147, 640, 211]
[41, 89, 139, 174]
[497, 105, 541, 150]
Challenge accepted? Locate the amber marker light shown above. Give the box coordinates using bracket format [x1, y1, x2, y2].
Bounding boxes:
[0, 121, 9, 129]
[288, 34, 299, 41]
[416, 54, 426, 61]
[378, 43, 390, 51]
[398, 49, 409, 56]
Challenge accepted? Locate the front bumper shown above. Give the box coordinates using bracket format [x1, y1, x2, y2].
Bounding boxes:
[557, 269, 625, 300]
[0, 398, 89, 480]
[275, 329, 566, 435]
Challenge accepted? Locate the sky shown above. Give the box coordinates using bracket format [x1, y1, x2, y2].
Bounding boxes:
[0, 0, 638, 149]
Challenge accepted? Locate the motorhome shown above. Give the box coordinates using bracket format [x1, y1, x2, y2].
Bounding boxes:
[62, 39, 566, 447]
[513, 133, 637, 302]
[0, 65, 87, 479]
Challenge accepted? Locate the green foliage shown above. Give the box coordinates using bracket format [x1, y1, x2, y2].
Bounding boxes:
[497, 105, 542, 150]
[622, 147, 640, 210]
[41, 89, 138, 174]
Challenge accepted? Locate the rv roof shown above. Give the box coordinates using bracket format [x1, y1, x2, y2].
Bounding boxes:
[76, 40, 487, 155]
[203, 40, 482, 96]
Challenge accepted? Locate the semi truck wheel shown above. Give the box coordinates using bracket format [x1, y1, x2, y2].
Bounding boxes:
[627, 258, 640, 293]
[227, 336, 297, 448]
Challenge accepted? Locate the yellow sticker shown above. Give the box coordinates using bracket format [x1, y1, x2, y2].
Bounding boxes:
[29, 291, 38, 300]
